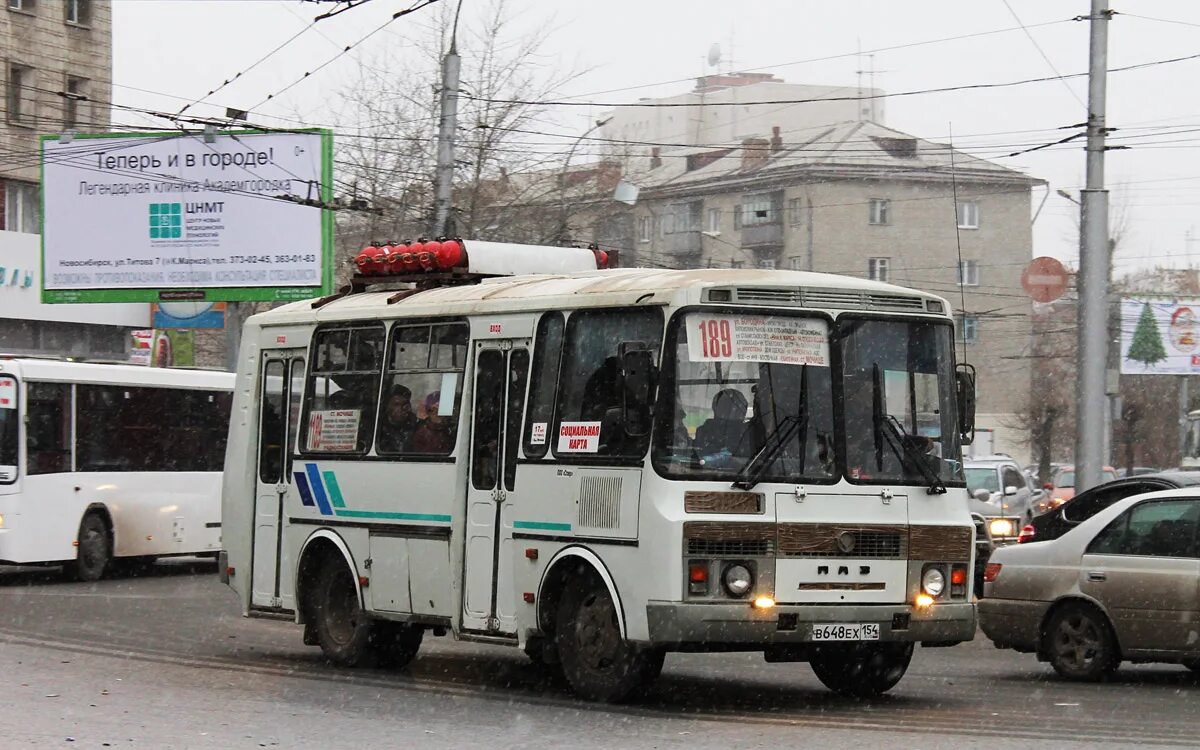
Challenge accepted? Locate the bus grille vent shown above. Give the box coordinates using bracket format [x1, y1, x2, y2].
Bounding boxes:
[734, 287, 804, 304]
[577, 476, 621, 529]
[864, 293, 926, 311]
[687, 538, 772, 557]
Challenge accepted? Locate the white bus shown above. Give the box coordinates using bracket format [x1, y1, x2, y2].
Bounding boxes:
[0, 357, 234, 580]
[222, 241, 978, 701]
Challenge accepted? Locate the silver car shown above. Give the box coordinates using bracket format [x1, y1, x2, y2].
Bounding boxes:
[965, 456, 1042, 543]
[979, 487, 1200, 680]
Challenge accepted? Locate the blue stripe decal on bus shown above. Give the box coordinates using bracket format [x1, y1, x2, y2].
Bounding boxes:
[322, 471, 347, 509]
[304, 464, 333, 516]
[333, 510, 452, 522]
[293, 472, 316, 507]
[513, 521, 572, 531]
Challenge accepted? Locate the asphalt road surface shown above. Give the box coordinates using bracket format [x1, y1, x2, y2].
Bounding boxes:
[0, 560, 1197, 749]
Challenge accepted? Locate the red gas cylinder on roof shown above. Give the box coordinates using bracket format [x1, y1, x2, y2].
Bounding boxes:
[355, 245, 381, 273]
[387, 243, 408, 274]
[437, 239, 465, 269]
[417, 240, 440, 270]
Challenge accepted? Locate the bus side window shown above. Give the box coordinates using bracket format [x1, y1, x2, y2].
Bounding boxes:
[26, 383, 71, 475]
[523, 312, 564, 460]
[553, 308, 663, 460]
[259, 360, 286, 483]
[376, 322, 468, 457]
[302, 325, 385, 454]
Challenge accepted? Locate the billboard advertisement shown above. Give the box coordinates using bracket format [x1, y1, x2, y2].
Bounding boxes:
[1120, 297, 1200, 375]
[41, 130, 333, 304]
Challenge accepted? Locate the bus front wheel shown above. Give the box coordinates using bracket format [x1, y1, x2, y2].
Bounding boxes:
[554, 576, 662, 702]
[809, 642, 913, 697]
[64, 512, 110, 582]
[312, 559, 377, 667]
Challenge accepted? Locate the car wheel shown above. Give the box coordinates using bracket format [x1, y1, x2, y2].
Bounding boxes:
[64, 512, 111, 582]
[1044, 603, 1119, 681]
[312, 560, 377, 667]
[555, 575, 659, 702]
[809, 642, 913, 697]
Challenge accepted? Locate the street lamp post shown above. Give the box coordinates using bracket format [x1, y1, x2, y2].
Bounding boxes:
[556, 116, 612, 244]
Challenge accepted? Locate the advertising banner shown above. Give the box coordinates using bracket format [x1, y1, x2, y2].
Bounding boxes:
[1120, 297, 1200, 375]
[41, 130, 333, 304]
[152, 302, 226, 329]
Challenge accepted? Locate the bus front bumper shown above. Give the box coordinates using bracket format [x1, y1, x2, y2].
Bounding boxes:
[645, 601, 975, 647]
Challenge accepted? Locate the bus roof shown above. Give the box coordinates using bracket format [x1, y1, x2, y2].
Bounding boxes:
[0, 357, 235, 390]
[250, 268, 951, 326]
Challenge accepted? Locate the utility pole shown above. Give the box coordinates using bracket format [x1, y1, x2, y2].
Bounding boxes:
[432, 4, 463, 238]
[1074, 0, 1112, 493]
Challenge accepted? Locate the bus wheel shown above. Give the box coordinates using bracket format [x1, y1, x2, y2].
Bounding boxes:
[313, 560, 376, 667]
[554, 577, 658, 702]
[64, 513, 110, 582]
[374, 622, 423, 669]
[809, 642, 913, 698]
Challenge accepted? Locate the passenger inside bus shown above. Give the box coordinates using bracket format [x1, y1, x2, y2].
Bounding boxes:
[410, 390, 455, 454]
[376, 384, 419, 453]
[694, 388, 752, 459]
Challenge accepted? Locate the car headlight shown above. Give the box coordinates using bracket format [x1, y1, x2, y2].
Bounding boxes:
[989, 518, 1015, 538]
[722, 563, 753, 598]
[921, 567, 946, 597]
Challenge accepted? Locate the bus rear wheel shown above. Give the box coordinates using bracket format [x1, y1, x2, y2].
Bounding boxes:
[312, 559, 377, 667]
[809, 642, 913, 697]
[554, 577, 661, 702]
[64, 512, 110, 582]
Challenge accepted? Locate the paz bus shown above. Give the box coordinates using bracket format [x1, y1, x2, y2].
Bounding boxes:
[221, 240, 978, 701]
[0, 357, 234, 580]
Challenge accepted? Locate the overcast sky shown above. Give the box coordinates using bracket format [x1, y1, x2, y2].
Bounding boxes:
[111, 0, 1200, 277]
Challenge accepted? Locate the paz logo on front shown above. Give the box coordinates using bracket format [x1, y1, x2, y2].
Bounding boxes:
[149, 202, 182, 239]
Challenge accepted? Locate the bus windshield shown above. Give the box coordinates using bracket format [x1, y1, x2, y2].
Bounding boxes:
[654, 312, 837, 483]
[839, 318, 963, 484]
[0, 374, 17, 479]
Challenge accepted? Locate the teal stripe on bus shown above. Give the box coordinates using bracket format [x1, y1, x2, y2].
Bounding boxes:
[513, 520, 573, 531]
[333, 509, 452, 523]
[322, 471, 347, 509]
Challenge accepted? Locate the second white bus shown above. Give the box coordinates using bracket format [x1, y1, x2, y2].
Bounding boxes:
[0, 357, 235, 580]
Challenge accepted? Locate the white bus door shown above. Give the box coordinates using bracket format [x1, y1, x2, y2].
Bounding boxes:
[462, 339, 530, 634]
[252, 352, 306, 609]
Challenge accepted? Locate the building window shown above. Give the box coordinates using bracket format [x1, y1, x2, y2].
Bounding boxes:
[868, 257, 890, 282]
[958, 260, 980, 286]
[788, 256, 803, 271]
[758, 259, 777, 270]
[64, 76, 85, 128]
[666, 201, 701, 233]
[957, 200, 979, 229]
[65, 0, 89, 25]
[740, 192, 777, 226]
[638, 216, 650, 243]
[869, 198, 890, 225]
[3, 180, 40, 233]
[957, 314, 980, 344]
[788, 197, 804, 226]
[8, 0, 35, 11]
[7, 64, 33, 126]
[706, 207, 721, 234]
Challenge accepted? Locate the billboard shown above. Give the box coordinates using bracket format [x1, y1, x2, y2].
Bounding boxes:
[41, 130, 333, 304]
[1120, 297, 1200, 375]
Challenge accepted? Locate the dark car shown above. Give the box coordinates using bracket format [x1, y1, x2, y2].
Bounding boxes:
[1019, 471, 1200, 544]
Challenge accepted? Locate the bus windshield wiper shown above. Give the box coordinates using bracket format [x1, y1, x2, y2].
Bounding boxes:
[871, 364, 946, 495]
[733, 366, 808, 491]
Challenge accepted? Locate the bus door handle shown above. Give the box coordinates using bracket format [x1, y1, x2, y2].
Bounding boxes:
[1087, 571, 1107, 583]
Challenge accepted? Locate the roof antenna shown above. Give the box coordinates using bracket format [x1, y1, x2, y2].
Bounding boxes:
[948, 123, 969, 368]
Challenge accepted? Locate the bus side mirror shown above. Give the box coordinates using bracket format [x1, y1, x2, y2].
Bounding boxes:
[621, 348, 657, 437]
[956, 364, 976, 445]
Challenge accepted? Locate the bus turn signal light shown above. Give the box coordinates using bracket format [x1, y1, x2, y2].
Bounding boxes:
[752, 596, 776, 610]
[914, 593, 935, 608]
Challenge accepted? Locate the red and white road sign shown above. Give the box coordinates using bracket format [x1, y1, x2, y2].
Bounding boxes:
[1021, 256, 1070, 303]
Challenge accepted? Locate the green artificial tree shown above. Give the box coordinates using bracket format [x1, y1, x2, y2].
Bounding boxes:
[1127, 302, 1168, 368]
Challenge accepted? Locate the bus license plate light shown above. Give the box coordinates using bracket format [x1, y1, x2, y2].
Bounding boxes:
[808, 623, 880, 641]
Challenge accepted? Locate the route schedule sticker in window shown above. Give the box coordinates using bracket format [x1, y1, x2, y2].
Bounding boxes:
[557, 421, 602, 453]
[306, 409, 361, 452]
[0, 377, 14, 409]
[686, 314, 830, 366]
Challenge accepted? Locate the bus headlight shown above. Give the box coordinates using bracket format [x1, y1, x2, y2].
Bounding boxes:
[722, 563, 754, 598]
[921, 566, 946, 598]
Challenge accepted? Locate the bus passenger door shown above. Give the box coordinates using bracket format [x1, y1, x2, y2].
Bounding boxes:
[463, 339, 530, 635]
[252, 352, 305, 609]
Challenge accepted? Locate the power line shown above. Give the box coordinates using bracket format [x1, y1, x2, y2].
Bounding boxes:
[1000, 0, 1087, 108]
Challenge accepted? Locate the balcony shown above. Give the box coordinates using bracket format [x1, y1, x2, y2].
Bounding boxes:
[741, 222, 783, 248]
[664, 230, 702, 256]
